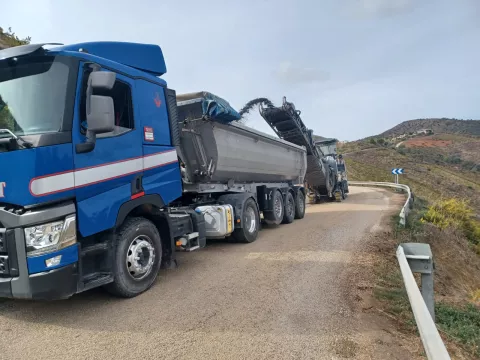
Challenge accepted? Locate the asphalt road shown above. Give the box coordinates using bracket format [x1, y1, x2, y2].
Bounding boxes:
[0, 187, 400, 360]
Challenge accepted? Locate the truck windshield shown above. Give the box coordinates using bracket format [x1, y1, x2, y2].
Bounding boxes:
[0, 55, 73, 136]
[316, 143, 337, 157]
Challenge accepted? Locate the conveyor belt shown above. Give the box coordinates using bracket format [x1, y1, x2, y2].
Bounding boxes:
[258, 97, 333, 193]
[259, 97, 316, 156]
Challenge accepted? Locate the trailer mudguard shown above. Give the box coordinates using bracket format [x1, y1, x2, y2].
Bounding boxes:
[218, 193, 257, 229]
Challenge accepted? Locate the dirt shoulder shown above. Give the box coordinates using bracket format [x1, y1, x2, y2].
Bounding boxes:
[345, 188, 480, 360]
[340, 188, 425, 359]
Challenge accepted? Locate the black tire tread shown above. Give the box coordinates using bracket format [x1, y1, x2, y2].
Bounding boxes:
[264, 190, 284, 225]
[282, 192, 295, 224]
[105, 217, 161, 298]
[294, 190, 306, 219]
[232, 198, 260, 243]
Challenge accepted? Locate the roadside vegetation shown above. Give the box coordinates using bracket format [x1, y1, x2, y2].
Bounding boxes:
[340, 126, 480, 358]
[0, 27, 30, 48]
[372, 198, 480, 358]
[340, 135, 480, 212]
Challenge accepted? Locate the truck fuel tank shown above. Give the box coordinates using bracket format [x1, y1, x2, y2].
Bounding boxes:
[195, 205, 234, 239]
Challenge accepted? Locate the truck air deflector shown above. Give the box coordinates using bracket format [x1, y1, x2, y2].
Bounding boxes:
[51, 42, 167, 76]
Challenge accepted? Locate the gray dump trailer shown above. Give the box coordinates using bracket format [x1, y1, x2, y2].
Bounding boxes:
[172, 92, 307, 245]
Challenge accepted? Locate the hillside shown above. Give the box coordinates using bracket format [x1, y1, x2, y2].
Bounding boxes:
[340, 133, 480, 212]
[0, 27, 30, 49]
[375, 118, 480, 138]
[340, 125, 480, 358]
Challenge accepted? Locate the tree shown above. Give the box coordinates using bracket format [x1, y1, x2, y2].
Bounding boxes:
[0, 95, 14, 131]
[0, 27, 31, 47]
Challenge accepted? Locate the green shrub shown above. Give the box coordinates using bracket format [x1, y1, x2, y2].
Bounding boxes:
[436, 302, 480, 357]
[421, 198, 480, 246]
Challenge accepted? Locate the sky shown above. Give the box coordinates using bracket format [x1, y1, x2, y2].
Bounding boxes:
[1, 0, 480, 140]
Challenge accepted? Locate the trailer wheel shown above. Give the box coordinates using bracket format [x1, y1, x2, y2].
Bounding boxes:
[282, 192, 295, 224]
[105, 217, 162, 298]
[264, 190, 284, 225]
[233, 198, 260, 243]
[294, 190, 306, 219]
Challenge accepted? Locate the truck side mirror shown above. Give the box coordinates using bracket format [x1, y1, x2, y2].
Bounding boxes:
[90, 71, 116, 90]
[87, 95, 115, 134]
[76, 71, 117, 154]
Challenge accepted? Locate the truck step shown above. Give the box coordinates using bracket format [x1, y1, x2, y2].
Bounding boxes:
[82, 272, 113, 291]
[81, 243, 109, 257]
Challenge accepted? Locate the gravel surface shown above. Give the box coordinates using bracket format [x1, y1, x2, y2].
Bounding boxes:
[0, 187, 401, 360]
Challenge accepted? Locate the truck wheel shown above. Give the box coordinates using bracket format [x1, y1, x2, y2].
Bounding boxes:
[264, 190, 284, 225]
[282, 192, 295, 224]
[294, 190, 306, 219]
[105, 217, 162, 298]
[233, 198, 260, 243]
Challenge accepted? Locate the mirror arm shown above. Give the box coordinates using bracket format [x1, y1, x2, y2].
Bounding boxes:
[75, 130, 96, 154]
[78, 65, 100, 154]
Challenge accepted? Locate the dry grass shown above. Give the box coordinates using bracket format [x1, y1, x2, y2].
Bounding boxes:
[340, 131, 480, 358]
[365, 198, 480, 359]
[341, 144, 480, 213]
[420, 225, 480, 302]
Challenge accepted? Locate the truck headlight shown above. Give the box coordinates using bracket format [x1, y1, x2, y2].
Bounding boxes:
[24, 215, 77, 256]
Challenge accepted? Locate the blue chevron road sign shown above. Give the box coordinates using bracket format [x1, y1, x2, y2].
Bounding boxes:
[392, 168, 404, 175]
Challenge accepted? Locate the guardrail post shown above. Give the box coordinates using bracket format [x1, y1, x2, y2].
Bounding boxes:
[401, 243, 435, 321]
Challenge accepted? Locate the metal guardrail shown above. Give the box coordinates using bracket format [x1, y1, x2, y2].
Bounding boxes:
[397, 243, 451, 360]
[348, 181, 412, 226]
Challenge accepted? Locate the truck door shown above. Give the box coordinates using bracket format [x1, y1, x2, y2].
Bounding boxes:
[73, 64, 143, 236]
[134, 80, 182, 207]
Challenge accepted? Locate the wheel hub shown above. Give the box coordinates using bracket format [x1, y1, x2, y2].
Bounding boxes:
[126, 236, 155, 280]
[287, 196, 294, 216]
[274, 196, 283, 218]
[245, 207, 257, 234]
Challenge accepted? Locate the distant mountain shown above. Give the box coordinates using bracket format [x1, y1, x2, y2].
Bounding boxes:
[376, 118, 480, 138]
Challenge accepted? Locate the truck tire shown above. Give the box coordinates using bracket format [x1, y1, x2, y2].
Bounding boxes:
[282, 192, 295, 224]
[233, 198, 260, 243]
[264, 190, 284, 225]
[105, 217, 162, 298]
[294, 190, 306, 219]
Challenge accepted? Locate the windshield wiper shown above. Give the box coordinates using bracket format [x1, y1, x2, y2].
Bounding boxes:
[0, 129, 33, 149]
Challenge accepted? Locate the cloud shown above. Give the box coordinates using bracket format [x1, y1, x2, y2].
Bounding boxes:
[275, 61, 329, 86]
[351, 0, 414, 17]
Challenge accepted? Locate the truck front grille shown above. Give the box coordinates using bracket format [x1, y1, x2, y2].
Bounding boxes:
[0, 255, 8, 275]
[0, 225, 14, 276]
[0, 229, 6, 252]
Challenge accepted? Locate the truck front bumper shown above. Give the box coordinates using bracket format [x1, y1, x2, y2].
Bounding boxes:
[0, 263, 79, 300]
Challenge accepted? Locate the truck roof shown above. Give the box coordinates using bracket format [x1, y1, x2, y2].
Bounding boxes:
[53, 41, 167, 76]
[0, 41, 167, 77]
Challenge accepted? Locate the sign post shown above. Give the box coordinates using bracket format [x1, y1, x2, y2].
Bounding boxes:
[392, 168, 404, 192]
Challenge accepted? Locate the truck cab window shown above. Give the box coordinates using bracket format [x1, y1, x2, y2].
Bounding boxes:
[80, 70, 134, 138]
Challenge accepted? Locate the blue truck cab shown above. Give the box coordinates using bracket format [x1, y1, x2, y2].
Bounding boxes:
[0, 42, 201, 299]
